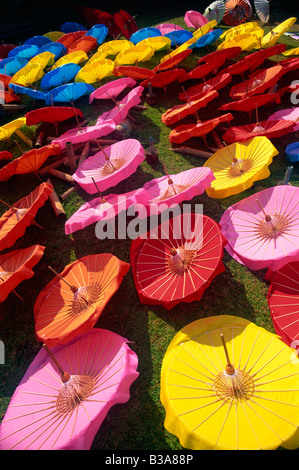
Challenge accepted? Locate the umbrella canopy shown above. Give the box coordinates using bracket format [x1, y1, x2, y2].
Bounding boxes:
[112, 9, 138, 40]
[94, 40, 134, 60]
[26, 106, 84, 134]
[27, 51, 56, 69]
[37, 42, 67, 61]
[140, 69, 187, 92]
[75, 59, 114, 85]
[113, 65, 155, 81]
[198, 47, 241, 65]
[260, 17, 297, 48]
[229, 64, 283, 99]
[164, 30, 193, 47]
[222, 118, 297, 143]
[153, 49, 192, 73]
[189, 29, 223, 49]
[0, 117, 26, 143]
[268, 107, 299, 132]
[89, 77, 136, 103]
[0, 151, 13, 161]
[34, 253, 130, 348]
[218, 32, 261, 51]
[51, 120, 115, 151]
[61, 21, 87, 33]
[204, 136, 278, 198]
[40, 63, 81, 90]
[169, 113, 233, 145]
[218, 92, 281, 115]
[223, 0, 252, 26]
[65, 188, 149, 235]
[178, 72, 232, 102]
[8, 83, 47, 101]
[0, 182, 53, 252]
[8, 44, 39, 60]
[161, 90, 219, 127]
[130, 211, 226, 309]
[129, 27, 161, 45]
[72, 139, 145, 194]
[254, 0, 270, 23]
[68, 36, 98, 54]
[24, 35, 53, 48]
[115, 44, 155, 66]
[138, 36, 171, 52]
[56, 31, 86, 50]
[160, 314, 299, 450]
[85, 24, 108, 44]
[219, 185, 299, 271]
[156, 23, 185, 36]
[182, 59, 225, 82]
[142, 166, 215, 216]
[0, 44, 17, 59]
[43, 31, 65, 42]
[0, 57, 28, 76]
[184, 10, 209, 29]
[266, 261, 299, 348]
[0, 73, 12, 88]
[0, 144, 61, 182]
[45, 82, 95, 105]
[52, 51, 88, 69]
[0, 328, 138, 450]
[96, 86, 144, 127]
[203, 0, 226, 23]
[10, 62, 44, 87]
[0, 245, 45, 303]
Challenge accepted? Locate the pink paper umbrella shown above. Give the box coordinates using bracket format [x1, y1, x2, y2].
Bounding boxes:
[219, 185, 299, 271]
[96, 86, 144, 126]
[142, 166, 215, 216]
[184, 10, 209, 29]
[268, 108, 299, 132]
[222, 118, 297, 143]
[65, 188, 149, 234]
[155, 23, 185, 35]
[89, 77, 136, 104]
[0, 328, 139, 450]
[51, 121, 116, 150]
[72, 139, 145, 194]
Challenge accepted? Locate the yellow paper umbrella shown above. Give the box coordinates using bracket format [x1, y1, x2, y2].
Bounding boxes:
[51, 51, 88, 70]
[220, 21, 261, 40]
[203, 136, 278, 198]
[218, 33, 261, 51]
[260, 17, 297, 48]
[97, 40, 134, 57]
[138, 36, 171, 52]
[160, 314, 299, 450]
[0, 117, 26, 143]
[115, 44, 155, 66]
[10, 63, 44, 87]
[27, 52, 56, 69]
[192, 19, 218, 40]
[283, 47, 299, 56]
[75, 58, 115, 84]
[43, 31, 65, 41]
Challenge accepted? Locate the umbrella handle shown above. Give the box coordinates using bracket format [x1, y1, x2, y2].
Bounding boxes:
[220, 334, 235, 375]
[48, 266, 78, 293]
[43, 343, 70, 383]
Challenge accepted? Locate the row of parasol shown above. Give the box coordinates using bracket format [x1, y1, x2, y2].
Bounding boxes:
[0, 4, 299, 451]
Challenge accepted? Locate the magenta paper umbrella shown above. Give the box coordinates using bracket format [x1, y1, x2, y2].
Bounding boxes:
[96, 86, 144, 127]
[89, 77, 136, 104]
[51, 121, 116, 151]
[72, 139, 145, 194]
[184, 10, 209, 29]
[0, 328, 139, 450]
[155, 23, 185, 35]
[142, 166, 215, 216]
[65, 188, 149, 235]
[219, 185, 299, 271]
[222, 119, 297, 143]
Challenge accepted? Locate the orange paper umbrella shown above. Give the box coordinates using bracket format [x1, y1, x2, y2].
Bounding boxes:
[0, 144, 61, 182]
[161, 90, 219, 126]
[0, 245, 45, 303]
[0, 182, 53, 252]
[223, 0, 252, 26]
[67, 35, 98, 54]
[56, 31, 86, 49]
[169, 113, 233, 144]
[218, 93, 281, 116]
[34, 253, 130, 348]
[229, 64, 283, 99]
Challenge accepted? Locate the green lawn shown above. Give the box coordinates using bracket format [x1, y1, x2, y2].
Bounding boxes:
[0, 7, 298, 451]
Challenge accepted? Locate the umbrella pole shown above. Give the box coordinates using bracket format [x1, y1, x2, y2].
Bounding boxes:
[48, 265, 78, 293]
[43, 343, 70, 383]
[0, 198, 44, 229]
[95, 140, 117, 171]
[255, 197, 272, 222]
[161, 159, 177, 194]
[91, 177, 118, 238]
[220, 333, 235, 375]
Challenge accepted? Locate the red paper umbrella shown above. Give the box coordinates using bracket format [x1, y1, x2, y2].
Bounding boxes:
[56, 31, 86, 49]
[26, 106, 84, 135]
[169, 113, 233, 144]
[140, 69, 187, 92]
[3, 90, 21, 103]
[178, 73, 232, 101]
[0, 144, 61, 182]
[161, 89, 219, 126]
[0, 44, 17, 59]
[0, 182, 53, 252]
[153, 49, 192, 72]
[267, 262, 299, 348]
[198, 47, 241, 65]
[222, 119, 296, 143]
[0, 245, 45, 303]
[223, 0, 252, 26]
[222, 44, 286, 76]
[113, 10, 138, 40]
[278, 82, 299, 98]
[0, 73, 12, 88]
[68, 36, 98, 54]
[0, 151, 13, 161]
[182, 58, 226, 82]
[279, 57, 299, 77]
[113, 65, 155, 81]
[219, 93, 281, 116]
[130, 212, 226, 309]
[229, 64, 283, 99]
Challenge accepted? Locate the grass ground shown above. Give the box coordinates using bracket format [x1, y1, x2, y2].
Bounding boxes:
[0, 6, 298, 451]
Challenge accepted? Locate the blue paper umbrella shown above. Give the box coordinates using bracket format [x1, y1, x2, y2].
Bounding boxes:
[130, 27, 161, 45]
[40, 63, 81, 90]
[189, 29, 223, 49]
[45, 82, 95, 105]
[8, 44, 39, 60]
[9, 83, 47, 101]
[85, 24, 108, 45]
[0, 57, 28, 76]
[164, 29, 193, 46]
[24, 36, 53, 48]
[61, 22, 87, 33]
[37, 43, 67, 61]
